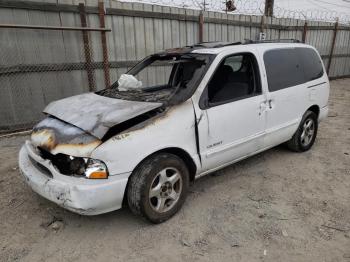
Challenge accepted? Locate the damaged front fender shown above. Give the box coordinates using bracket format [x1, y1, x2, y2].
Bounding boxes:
[91, 100, 200, 176]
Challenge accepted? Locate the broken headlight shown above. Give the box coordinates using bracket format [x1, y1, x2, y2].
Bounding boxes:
[39, 148, 108, 179]
[63, 156, 108, 179]
[83, 158, 109, 179]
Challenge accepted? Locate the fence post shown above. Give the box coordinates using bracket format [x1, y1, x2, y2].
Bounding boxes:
[264, 0, 274, 17]
[327, 18, 339, 75]
[302, 21, 308, 43]
[98, 1, 111, 89]
[79, 3, 95, 91]
[199, 11, 204, 43]
[260, 15, 266, 40]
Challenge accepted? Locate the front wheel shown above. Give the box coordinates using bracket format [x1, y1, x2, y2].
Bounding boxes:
[287, 110, 318, 152]
[127, 153, 189, 223]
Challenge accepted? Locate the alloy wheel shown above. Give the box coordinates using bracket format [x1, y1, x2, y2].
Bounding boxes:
[300, 118, 315, 147]
[149, 167, 183, 213]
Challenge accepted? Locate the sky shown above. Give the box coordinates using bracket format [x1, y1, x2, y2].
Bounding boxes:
[119, 0, 350, 23]
[274, 0, 350, 22]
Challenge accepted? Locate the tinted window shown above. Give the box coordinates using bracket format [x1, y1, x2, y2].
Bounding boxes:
[207, 53, 261, 105]
[264, 48, 324, 92]
[264, 48, 305, 92]
[299, 48, 324, 81]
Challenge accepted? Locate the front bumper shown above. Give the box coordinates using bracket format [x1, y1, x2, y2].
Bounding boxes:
[18, 141, 130, 215]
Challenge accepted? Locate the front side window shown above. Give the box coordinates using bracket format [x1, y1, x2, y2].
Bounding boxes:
[206, 53, 261, 105]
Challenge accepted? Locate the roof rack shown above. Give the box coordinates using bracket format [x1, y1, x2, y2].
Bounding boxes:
[189, 41, 242, 49]
[188, 39, 301, 49]
[164, 39, 302, 54]
[244, 39, 301, 44]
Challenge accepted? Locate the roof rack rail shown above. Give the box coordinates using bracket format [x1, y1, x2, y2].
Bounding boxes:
[189, 41, 242, 49]
[244, 39, 301, 44]
[220, 41, 242, 47]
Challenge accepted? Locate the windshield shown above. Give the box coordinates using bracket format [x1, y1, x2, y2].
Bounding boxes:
[97, 53, 214, 105]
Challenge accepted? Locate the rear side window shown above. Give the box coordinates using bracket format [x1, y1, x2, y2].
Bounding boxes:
[264, 48, 304, 92]
[264, 48, 324, 92]
[298, 48, 324, 81]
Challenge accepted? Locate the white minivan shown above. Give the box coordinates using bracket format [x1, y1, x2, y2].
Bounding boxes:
[19, 41, 329, 223]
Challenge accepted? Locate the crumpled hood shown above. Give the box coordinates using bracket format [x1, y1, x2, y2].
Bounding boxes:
[31, 117, 102, 157]
[44, 93, 163, 139]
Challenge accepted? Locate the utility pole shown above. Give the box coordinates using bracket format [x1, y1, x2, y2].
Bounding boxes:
[264, 0, 274, 16]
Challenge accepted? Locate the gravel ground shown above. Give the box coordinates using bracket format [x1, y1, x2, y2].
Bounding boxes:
[0, 79, 349, 262]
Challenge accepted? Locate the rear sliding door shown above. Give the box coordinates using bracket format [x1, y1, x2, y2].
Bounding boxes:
[262, 47, 325, 148]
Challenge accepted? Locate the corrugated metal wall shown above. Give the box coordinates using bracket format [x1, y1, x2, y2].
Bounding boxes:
[0, 0, 349, 132]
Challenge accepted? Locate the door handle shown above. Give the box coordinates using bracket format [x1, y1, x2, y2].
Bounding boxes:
[267, 99, 274, 110]
[267, 99, 274, 109]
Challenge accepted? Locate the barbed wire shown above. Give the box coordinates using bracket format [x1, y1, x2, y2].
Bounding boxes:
[273, 5, 350, 23]
[117, 0, 350, 24]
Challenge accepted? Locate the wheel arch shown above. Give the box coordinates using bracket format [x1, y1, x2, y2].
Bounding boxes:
[133, 147, 197, 182]
[122, 147, 198, 206]
[307, 105, 320, 118]
[155, 147, 197, 182]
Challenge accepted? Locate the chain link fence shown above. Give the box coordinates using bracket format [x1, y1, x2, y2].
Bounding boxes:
[1, 0, 350, 133]
[0, 25, 109, 133]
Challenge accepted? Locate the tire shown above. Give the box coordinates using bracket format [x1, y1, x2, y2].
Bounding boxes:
[287, 110, 318, 152]
[127, 153, 190, 223]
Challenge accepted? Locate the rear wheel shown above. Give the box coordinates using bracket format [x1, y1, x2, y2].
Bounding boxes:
[127, 153, 189, 223]
[287, 110, 318, 152]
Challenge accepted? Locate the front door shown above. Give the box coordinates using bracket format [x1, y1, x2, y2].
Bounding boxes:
[196, 52, 267, 173]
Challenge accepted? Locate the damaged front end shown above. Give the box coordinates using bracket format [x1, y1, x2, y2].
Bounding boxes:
[19, 49, 213, 215]
[32, 117, 101, 157]
[31, 117, 108, 179]
[28, 89, 167, 179]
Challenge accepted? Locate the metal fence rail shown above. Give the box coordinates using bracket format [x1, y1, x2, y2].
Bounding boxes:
[1, 0, 350, 133]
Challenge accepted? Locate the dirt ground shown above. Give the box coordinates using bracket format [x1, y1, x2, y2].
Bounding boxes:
[0, 79, 349, 262]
